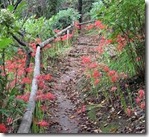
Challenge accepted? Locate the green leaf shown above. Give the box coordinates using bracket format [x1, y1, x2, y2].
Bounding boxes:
[16, 1, 27, 11]
[9, 87, 18, 96]
[0, 38, 12, 49]
[0, 109, 9, 116]
[7, 5, 14, 11]
[87, 108, 97, 121]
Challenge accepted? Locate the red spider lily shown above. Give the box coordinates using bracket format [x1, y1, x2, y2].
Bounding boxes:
[16, 93, 30, 102]
[54, 29, 61, 33]
[96, 46, 104, 54]
[81, 56, 91, 64]
[25, 67, 33, 73]
[36, 94, 44, 101]
[108, 70, 116, 76]
[94, 79, 100, 85]
[29, 43, 36, 49]
[36, 75, 43, 81]
[0, 123, 7, 133]
[37, 90, 43, 95]
[138, 89, 145, 99]
[88, 62, 98, 69]
[93, 70, 101, 78]
[110, 75, 118, 83]
[98, 37, 106, 47]
[94, 20, 105, 29]
[103, 65, 109, 72]
[29, 42, 37, 57]
[136, 97, 141, 104]
[22, 77, 32, 84]
[62, 35, 67, 41]
[44, 44, 51, 49]
[36, 74, 50, 81]
[41, 105, 48, 112]
[36, 92, 55, 101]
[9, 80, 16, 88]
[62, 34, 73, 41]
[136, 57, 141, 61]
[38, 81, 45, 89]
[140, 102, 145, 109]
[86, 24, 94, 30]
[44, 93, 55, 100]
[43, 74, 52, 81]
[116, 35, 127, 51]
[36, 120, 49, 127]
[94, 20, 102, 27]
[74, 21, 81, 29]
[54, 37, 61, 42]
[18, 49, 24, 55]
[110, 86, 117, 92]
[7, 118, 13, 125]
[119, 72, 128, 79]
[31, 52, 36, 57]
[18, 70, 24, 76]
[77, 105, 86, 114]
[126, 108, 133, 117]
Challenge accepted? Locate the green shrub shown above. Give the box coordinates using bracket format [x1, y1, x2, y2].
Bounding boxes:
[48, 8, 80, 29]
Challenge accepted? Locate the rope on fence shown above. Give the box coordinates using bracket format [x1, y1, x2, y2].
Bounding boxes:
[17, 20, 95, 133]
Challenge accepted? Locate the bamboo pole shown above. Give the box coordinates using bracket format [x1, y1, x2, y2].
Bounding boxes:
[38, 25, 73, 48]
[17, 46, 40, 133]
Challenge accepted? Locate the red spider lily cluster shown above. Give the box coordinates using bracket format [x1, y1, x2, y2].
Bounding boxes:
[81, 56, 101, 85]
[81, 54, 129, 86]
[116, 35, 127, 51]
[110, 86, 117, 92]
[0, 123, 7, 133]
[36, 120, 49, 127]
[74, 21, 81, 30]
[85, 20, 106, 30]
[36, 92, 55, 101]
[54, 33, 73, 42]
[16, 92, 30, 102]
[4, 49, 34, 90]
[94, 36, 112, 55]
[6, 118, 13, 125]
[136, 89, 145, 110]
[122, 89, 145, 117]
[126, 107, 134, 117]
[36, 74, 52, 89]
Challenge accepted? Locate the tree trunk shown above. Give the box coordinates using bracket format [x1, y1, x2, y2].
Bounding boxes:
[78, 0, 82, 33]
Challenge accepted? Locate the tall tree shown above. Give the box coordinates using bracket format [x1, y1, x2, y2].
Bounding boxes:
[78, 0, 82, 23]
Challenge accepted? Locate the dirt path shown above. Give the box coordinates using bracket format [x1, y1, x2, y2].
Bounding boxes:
[44, 34, 100, 133]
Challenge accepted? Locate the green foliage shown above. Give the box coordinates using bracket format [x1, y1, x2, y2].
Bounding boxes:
[0, 38, 13, 49]
[90, 0, 145, 77]
[17, 16, 54, 40]
[48, 8, 80, 29]
[89, 1, 103, 19]
[0, 9, 15, 25]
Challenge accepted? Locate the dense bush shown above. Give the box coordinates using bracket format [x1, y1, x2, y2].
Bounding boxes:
[90, 0, 145, 79]
[48, 8, 80, 29]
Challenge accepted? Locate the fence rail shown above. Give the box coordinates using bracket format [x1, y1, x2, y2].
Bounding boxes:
[17, 20, 94, 133]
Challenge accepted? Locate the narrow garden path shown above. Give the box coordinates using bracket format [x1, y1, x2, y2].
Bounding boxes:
[44, 34, 100, 133]
[42, 33, 145, 133]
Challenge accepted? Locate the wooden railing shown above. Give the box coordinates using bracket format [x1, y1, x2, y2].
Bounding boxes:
[17, 20, 95, 133]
